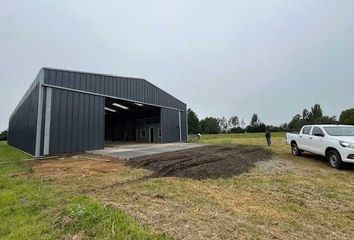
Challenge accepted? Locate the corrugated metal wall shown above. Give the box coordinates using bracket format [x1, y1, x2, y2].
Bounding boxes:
[43, 68, 186, 111]
[180, 108, 188, 141]
[48, 88, 105, 155]
[161, 108, 180, 142]
[8, 83, 39, 155]
[9, 68, 187, 156]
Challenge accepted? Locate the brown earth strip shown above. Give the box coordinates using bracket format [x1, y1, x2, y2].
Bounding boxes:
[127, 145, 273, 179]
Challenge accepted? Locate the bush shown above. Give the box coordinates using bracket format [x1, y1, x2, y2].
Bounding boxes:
[0, 130, 8, 141]
[229, 127, 245, 133]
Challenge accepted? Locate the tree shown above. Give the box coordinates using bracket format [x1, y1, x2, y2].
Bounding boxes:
[339, 108, 354, 125]
[246, 114, 266, 132]
[187, 108, 200, 134]
[287, 104, 337, 131]
[302, 109, 310, 121]
[228, 116, 239, 128]
[315, 115, 337, 123]
[200, 117, 220, 134]
[218, 117, 229, 133]
[288, 114, 302, 131]
[250, 113, 260, 127]
[0, 130, 8, 141]
[311, 104, 323, 120]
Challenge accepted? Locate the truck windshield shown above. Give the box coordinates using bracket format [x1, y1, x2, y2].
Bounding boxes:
[323, 127, 354, 136]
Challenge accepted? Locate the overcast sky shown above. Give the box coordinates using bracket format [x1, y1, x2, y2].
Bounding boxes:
[1, 0, 354, 130]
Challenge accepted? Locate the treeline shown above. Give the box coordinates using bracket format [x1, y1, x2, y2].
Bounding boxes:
[188, 109, 286, 134]
[188, 104, 354, 134]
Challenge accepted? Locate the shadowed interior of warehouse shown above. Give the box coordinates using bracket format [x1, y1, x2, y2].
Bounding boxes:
[104, 97, 162, 143]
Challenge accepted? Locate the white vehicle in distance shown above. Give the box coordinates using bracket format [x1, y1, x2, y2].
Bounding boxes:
[286, 124, 354, 169]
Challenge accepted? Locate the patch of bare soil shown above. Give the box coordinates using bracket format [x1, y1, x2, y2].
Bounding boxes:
[28, 155, 124, 179]
[127, 145, 273, 179]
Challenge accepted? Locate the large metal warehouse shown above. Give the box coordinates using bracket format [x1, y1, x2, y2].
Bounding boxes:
[8, 68, 188, 157]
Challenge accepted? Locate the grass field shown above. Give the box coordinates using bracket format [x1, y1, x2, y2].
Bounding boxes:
[0, 141, 166, 240]
[1, 133, 354, 239]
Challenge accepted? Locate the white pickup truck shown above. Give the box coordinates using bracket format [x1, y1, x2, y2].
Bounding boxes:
[286, 124, 354, 169]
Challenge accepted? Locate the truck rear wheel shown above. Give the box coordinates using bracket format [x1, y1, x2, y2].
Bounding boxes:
[291, 143, 302, 156]
[327, 150, 343, 169]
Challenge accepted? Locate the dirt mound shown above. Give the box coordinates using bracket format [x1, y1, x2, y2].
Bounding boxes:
[127, 145, 273, 179]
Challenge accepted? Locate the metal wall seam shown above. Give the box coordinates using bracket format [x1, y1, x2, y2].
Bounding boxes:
[178, 111, 182, 142]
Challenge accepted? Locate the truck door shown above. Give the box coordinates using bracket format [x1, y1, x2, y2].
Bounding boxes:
[308, 127, 326, 155]
[298, 126, 312, 151]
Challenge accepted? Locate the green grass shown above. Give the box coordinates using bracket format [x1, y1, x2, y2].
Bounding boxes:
[0, 141, 167, 240]
[196, 132, 286, 139]
[191, 132, 285, 145]
[0, 141, 29, 162]
[2, 134, 354, 239]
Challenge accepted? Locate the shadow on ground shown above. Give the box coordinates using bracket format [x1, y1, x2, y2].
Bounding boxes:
[301, 153, 354, 170]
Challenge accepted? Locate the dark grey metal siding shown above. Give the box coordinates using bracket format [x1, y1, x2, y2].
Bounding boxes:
[9, 67, 187, 156]
[161, 108, 180, 142]
[8, 83, 39, 155]
[180, 108, 188, 141]
[48, 88, 105, 155]
[43, 68, 186, 111]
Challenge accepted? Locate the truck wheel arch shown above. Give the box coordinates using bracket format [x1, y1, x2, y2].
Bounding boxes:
[326, 148, 344, 169]
[325, 147, 340, 157]
[291, 141, 302, 156]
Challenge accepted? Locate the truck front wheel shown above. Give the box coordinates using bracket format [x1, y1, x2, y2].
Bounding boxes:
[327, 150, 343, 169]
[291, 143, 302, 156]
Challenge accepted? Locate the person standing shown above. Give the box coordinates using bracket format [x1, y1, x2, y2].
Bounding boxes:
[265, 129, 271, 146]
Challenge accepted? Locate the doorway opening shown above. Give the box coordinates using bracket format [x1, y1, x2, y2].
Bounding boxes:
[150, 127, 154, 143]
[104, 97, 161, 145]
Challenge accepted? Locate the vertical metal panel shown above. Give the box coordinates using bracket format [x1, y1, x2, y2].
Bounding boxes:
[77, 91, 85, 152]
[47, 69, 54, 85]
[180, 107, 188, 141]
[48, 88, 104, 154]
[110, 76, 114, 96]
[74, 72, 80, 88]
[178, 111, 182, 142]
[72, 90, 79, 152]
[68, 72, 75, 88]
[65, 91, 73, 153]
[83, 93, 89, 149]
[80, 73, 85, 91]
[62, 71, 69, 88]
[84, 74, 89, 92]
[113, 76, 117, 97]
[8, 83, 40, 155]
[58, 89, 67, 153]
[161, 108, 180, 143]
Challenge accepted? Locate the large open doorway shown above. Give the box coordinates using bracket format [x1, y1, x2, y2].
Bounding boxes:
[104, 97, 161, 145]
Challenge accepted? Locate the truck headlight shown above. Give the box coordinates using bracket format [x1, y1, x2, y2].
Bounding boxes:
[339, 140, 354, 149]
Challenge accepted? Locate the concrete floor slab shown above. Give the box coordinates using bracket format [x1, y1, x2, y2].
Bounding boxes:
[87, 142, 205, 160]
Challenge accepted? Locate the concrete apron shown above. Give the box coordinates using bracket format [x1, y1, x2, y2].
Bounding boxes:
[87, 142, 205, 160]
